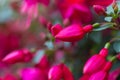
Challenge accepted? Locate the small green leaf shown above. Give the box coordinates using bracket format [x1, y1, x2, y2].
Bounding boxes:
[106, 5, 114, 14]
[104, 17, 112, 22]
[113, 41, 120, 53]
[93, 23, 114, 31]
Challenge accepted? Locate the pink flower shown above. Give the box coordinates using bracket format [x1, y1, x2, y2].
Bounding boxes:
[89, 61, 112, 80]
[4, 74, 18, 80]
[93, 5, 106, 15]
[51, 24, 63, 36]
[20, 68, 47, 80]
[20, 0, 49, 29]
[2, 49, 33, 64]
[108, 68, 120, 80]
[55, 24, 93, 42]
[83, 48, 108, 74]
[35, 54, 50, 69]
[79, 74, 90, 80]
[48, 63, 74, 80]
[55, 0, 113, 24]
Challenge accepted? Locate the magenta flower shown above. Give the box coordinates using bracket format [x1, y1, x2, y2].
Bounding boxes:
[20, 68, 47, 80]
[108, 68, 120, 80]
[48, 63, 74, 80]
[93, 5, 106, 15]
[4, 74, 18, 80]
[2, 49, 33, 64]
[55, 24, 93, 42]
[51, 24, 63, 36]
[89, 61, 112, 80]
[79, 74, 90, 80]
[83, 48, 108, 74]
[55, 0, 113, 24]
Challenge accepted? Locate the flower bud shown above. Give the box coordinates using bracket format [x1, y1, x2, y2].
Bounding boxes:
[79, 74, 90, 80]
[55, 24, 93, 42]
[48, 63, 74, 80]
[48, 64, 63, 80]
[93, 5, 106, 15]
[20, 68, 47, 80]
[99, 48, 108, 57]
[35, 54, 50, 69]
[4, 74, 17, 80]
[51, 24, 63, 36]
[108, 68, 120, 80]
[89, 71, 108, 80]
[63, 64, 74, 80]
[83, 48, 108, 74]
[2, 49, 33, 64]
[83, 54, 107, 74]
[89, 61, 112, 80]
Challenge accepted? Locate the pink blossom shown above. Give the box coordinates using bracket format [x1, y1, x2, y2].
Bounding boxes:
[48, 63, 74, 80]
[51, 24, 63, 36]
[93, 5, 106, 15]
[2, 49, 33, 64]
[55, 24, 93, 42]
[83, 48, 108, 74]
[20, 68, 47, 80]
[3, 74, 18, 80]
[79, 74, 90, 80]
[89, 61, 113, 80]
[55, 0, 113, 24]
[108, 68, 120, 80]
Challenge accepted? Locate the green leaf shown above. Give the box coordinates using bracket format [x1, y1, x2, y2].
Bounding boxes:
[93, 23, 114, 31]
[113, 41, 120, 53]
[117, 1, 120, 13]
[106, 5, 114, 14]
[104, 17, 112, 22]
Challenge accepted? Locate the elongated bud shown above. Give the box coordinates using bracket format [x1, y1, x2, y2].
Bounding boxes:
[51, 24, 63, 36]
[83, 54, 107, 74]
[48, 64, 63, 80]
[89, 71, 108, 80]
[55, 24, 85, 42]
[63, 64, 74, 80]
[83, 25, 93, 33]
[89, 61, 112, 80]
[2, 49, 33, 64]
[93, 5, 106, 15]
[103, 61, 112, 72]
[48, 63, 74, 80]
[99, 48, 108, 57]
[35, 54, 50, 69]
[20, 68, 47, 80]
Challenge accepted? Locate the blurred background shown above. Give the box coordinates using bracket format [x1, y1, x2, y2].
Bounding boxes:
[0, 0, 120, 80]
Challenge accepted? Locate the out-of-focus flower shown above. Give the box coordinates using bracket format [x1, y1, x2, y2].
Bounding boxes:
[35, 54, 50, 69]
[51, 24, 63, 36]
[89, 61, 113, 80]
[20, 68, 47, 80]
[0, 32, 21, 60]
[55, 0, 113, 24]
[83, 48, 108, 74]
[93, 5, 106, 15]
[48, 63, 74, 80]
[20, 0, 50, 29]
[3, 74, 18, 80]
[108, 68, 120, 80]
[54, 24, 93, 42]
[2, 49, 33, 64]
[79, 74, 90, 80]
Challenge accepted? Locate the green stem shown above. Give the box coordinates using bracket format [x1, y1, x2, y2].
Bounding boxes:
[104, 42, 111, 49]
